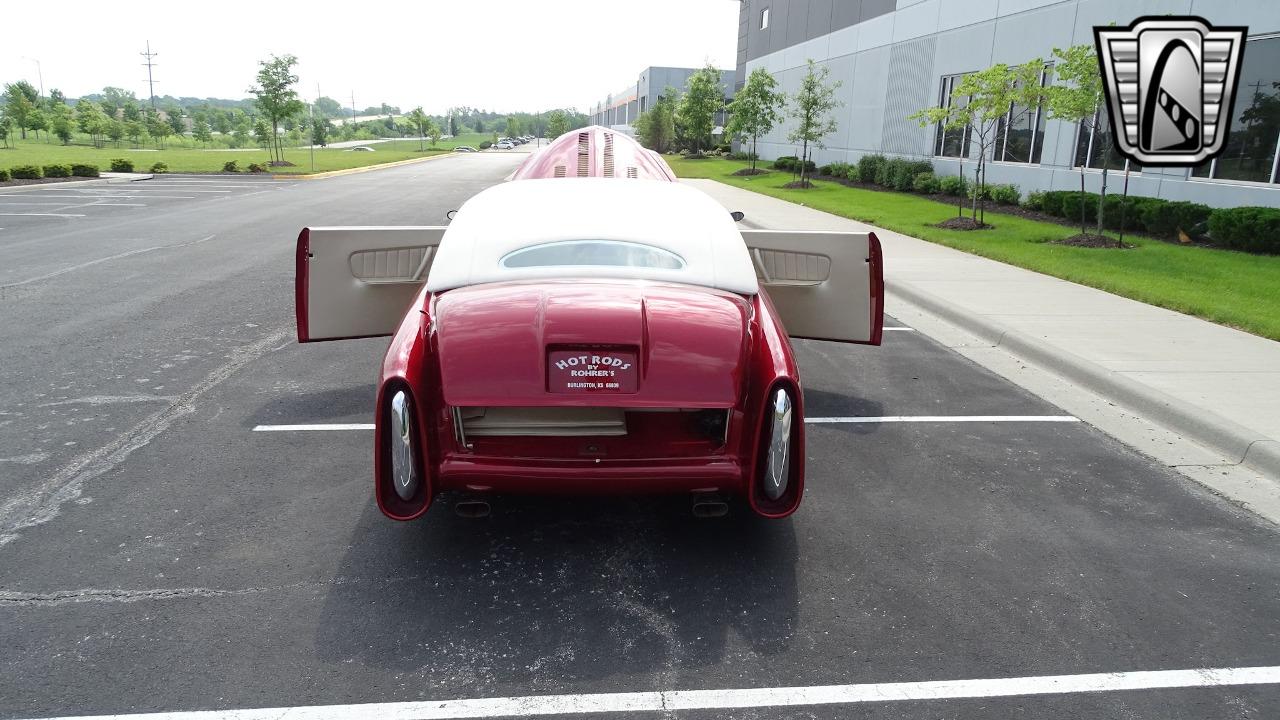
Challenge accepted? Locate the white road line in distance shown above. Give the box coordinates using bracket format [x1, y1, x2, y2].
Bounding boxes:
[252, 424, 374, 432]
[1, 194, 197, 200]
[1, 235, 215, 289]
[882, 326, 915, 331]
[806, 415, 1080, 424]
[16, 665, 1280, 720]
[0, 212, 85, 218]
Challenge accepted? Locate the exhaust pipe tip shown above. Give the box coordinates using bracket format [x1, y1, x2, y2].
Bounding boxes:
[691, 493, 729, 519]
[454, 500, 491, 518]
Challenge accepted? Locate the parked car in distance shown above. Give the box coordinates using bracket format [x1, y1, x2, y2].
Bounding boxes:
[347, 146, 376, 152]
[453, 146, 478, 153]
[493, 141, 515, 150]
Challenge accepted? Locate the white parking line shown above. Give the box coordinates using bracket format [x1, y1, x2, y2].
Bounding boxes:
[1, 235, 215, 288]
[3, 194, 197, 200]
[81, 188, 231, 193]
[807, 415, 1080, 424]
[0, 212, 85, 218]
[251, 416, 1079, 433]
[882, 326, 915, 331]
[18, 665, 1280, 720]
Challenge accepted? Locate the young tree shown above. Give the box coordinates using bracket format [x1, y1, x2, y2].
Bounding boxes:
[26, 107, 48, 142]
[405, 107, 429, 151]
[166, 108, 186, 136]
[911, 61, 1043, 221]
[545, 109, 570, 139]
[788, 59, 843, 186]
[726, 67, 785, 172]
[253, 118, 273, 151]
[75, 99, 110, 147]
[192, 116, 213, 145]
[3, 82, 39, 139]
[50, 103, 74, 144]
[635, 90, 678, 153]
[122, 100, 142, 122]
[125, 120, 146, 146]
[505, 115, 521, 137]
[248, 54, 304, 164]
[448, 115, 459, 137]
[1044, 44, 1106, 239]
[106, 118, 125, 147]
[473, 117, 485, 133]
[147, 109, 172, 148]
[311, 117, 329, 147]
[99, 87, 136, 118]
[677, 64, 724, 155]
[0, 112, 13, 148]
[426, 118, 442, 147]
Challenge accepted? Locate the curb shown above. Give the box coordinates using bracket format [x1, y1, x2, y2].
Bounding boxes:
[277, 152, 454, 180]
[0, 174, 151, 194]
[886, 281, 1280, 480]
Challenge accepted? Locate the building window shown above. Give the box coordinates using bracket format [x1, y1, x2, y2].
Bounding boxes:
[993, 65, 1053, 164]
[1074, 105, 1139, 172]
[761, 8, 769, 30]
[1191, 35, 1280, 184]
[933, 74, 972, 158]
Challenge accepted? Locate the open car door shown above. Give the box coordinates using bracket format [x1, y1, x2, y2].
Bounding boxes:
[741, 230, 884, 345]
[296, 226, 446, 342]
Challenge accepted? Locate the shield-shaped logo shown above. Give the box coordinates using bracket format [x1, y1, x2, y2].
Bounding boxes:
[1095, 16, 1246, 166]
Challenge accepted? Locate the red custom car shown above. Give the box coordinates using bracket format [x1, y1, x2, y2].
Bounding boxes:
[296, 128, 882, 520]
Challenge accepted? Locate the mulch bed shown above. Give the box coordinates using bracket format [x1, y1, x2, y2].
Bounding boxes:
[782, 179, 815, 189]
[732, 168, 770, 176]
[935, 216, 991, 230]
[1050, 234, 1136, 249]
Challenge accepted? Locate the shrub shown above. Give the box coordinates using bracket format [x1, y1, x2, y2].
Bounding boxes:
[772, 155, 799, 171]
[0, 168, 10, 182]
[247, 163, 266, 173]
[109, 158, 134, 173]
[818, 164, 834, 176]
[42, 164, 73, 178]
[856, 154, 886, 186]
[1038, 190, 1077, 217]
[990, 184, 1021, 206]
[938, 174, 966, 196]
[479, 140, 493, 149]
[10, 165, 42, 179]
[1025, 191, 1046, 211]
[223, 160, 239, 173]
[890, 160, 933, 191]
[728, 151, 758, 161]
[912, 171, 940, 194]
[842, 164, 860, 182]
[1101, 194, 1157, 232]
[1207, 206, 1280, 254]
[967, 183, 993, 201]
[873, 158, 897, 186]
[71, 164, 99, 177]
[150, 162, 169, 174]
[1140, 200, 1212, 239]
[1058, 191, 1101, 222]
[715, 143, 731, 153]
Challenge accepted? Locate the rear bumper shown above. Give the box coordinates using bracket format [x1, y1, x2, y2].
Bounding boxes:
[437, 458, 745, 495]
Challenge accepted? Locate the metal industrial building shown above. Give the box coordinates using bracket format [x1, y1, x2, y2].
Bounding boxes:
[588, 66, 736, 136]
[734, 0, 1280, 207]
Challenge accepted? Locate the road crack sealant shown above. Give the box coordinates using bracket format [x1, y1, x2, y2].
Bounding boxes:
[0, 328, 290, 548]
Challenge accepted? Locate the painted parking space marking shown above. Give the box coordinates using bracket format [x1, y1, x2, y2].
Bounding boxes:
[253, 423, 375, 432]
[17, 665, 1280, 720]
[4, 194, 198, 200]
[882, 326, 915, 331]
[251, 416, 1080, 433]
[1, 236, 215, 288]
[807, 415, 1080, 424]
[0, 212, 86, 218]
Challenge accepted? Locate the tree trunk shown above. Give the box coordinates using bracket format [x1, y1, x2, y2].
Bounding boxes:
[751, 134, 757, 172]
[1096, 167, 1108, 240]
[1079, 169, 1087, 237]
[801, 139, 809, 185]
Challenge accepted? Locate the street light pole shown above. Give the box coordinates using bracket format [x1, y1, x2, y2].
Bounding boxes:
[21, 57, 43, 99]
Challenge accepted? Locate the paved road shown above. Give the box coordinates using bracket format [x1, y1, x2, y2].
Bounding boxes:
[0, 151, 1277, 720]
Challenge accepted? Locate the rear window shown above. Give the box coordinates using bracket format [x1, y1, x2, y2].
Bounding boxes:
[500, 240, 685, 270]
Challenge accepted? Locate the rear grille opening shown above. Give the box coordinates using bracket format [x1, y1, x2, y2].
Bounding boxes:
[454, 407, 730, 459]
[603, 132, 615, 178]
[554, 165, 567, 178]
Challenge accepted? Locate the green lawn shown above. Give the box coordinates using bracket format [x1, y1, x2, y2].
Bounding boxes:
[0, 133, 490, 175]
[666, 156, 1280, 342]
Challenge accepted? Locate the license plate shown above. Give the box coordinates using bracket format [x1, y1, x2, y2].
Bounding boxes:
[547, 349, 638, 394]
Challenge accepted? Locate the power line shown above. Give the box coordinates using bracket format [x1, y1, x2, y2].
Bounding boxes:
[141, 40, 158, 108]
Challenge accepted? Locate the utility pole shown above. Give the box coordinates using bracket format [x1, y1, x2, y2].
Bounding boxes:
[141, 40, 159, 108]
[21, 57, 44, 100]
[350, 91, 357, 121]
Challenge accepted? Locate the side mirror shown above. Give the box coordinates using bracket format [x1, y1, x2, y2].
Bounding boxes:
[730, 211, 745, 222]
[446, 210, 458, 221]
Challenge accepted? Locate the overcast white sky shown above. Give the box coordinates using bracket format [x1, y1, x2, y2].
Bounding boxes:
[2, 0, 740, 114]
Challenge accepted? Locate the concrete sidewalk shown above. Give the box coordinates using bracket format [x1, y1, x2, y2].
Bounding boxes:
[688, 178, 1280, 489]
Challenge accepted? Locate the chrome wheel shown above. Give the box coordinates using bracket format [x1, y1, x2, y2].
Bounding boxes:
[764, 388, 792, 500]
[390, 391, 419, 501]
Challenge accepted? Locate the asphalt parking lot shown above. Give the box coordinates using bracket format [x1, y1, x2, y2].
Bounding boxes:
[0, 148, 1277, 720]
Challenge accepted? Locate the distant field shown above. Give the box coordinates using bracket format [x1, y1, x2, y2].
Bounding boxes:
[0, 133, 491, 175]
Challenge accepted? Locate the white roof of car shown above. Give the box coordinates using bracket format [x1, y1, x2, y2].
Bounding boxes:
[425, 178, 759, 295]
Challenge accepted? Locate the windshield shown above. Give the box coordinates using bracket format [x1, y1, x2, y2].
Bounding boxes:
[500, 240, 685, 270]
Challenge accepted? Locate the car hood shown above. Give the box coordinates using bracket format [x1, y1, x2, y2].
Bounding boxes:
[433, 280, 751, 408]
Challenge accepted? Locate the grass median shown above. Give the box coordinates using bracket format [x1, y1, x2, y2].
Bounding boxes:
[0, 133, 490, 176]
[668, 156, 1280, 342]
